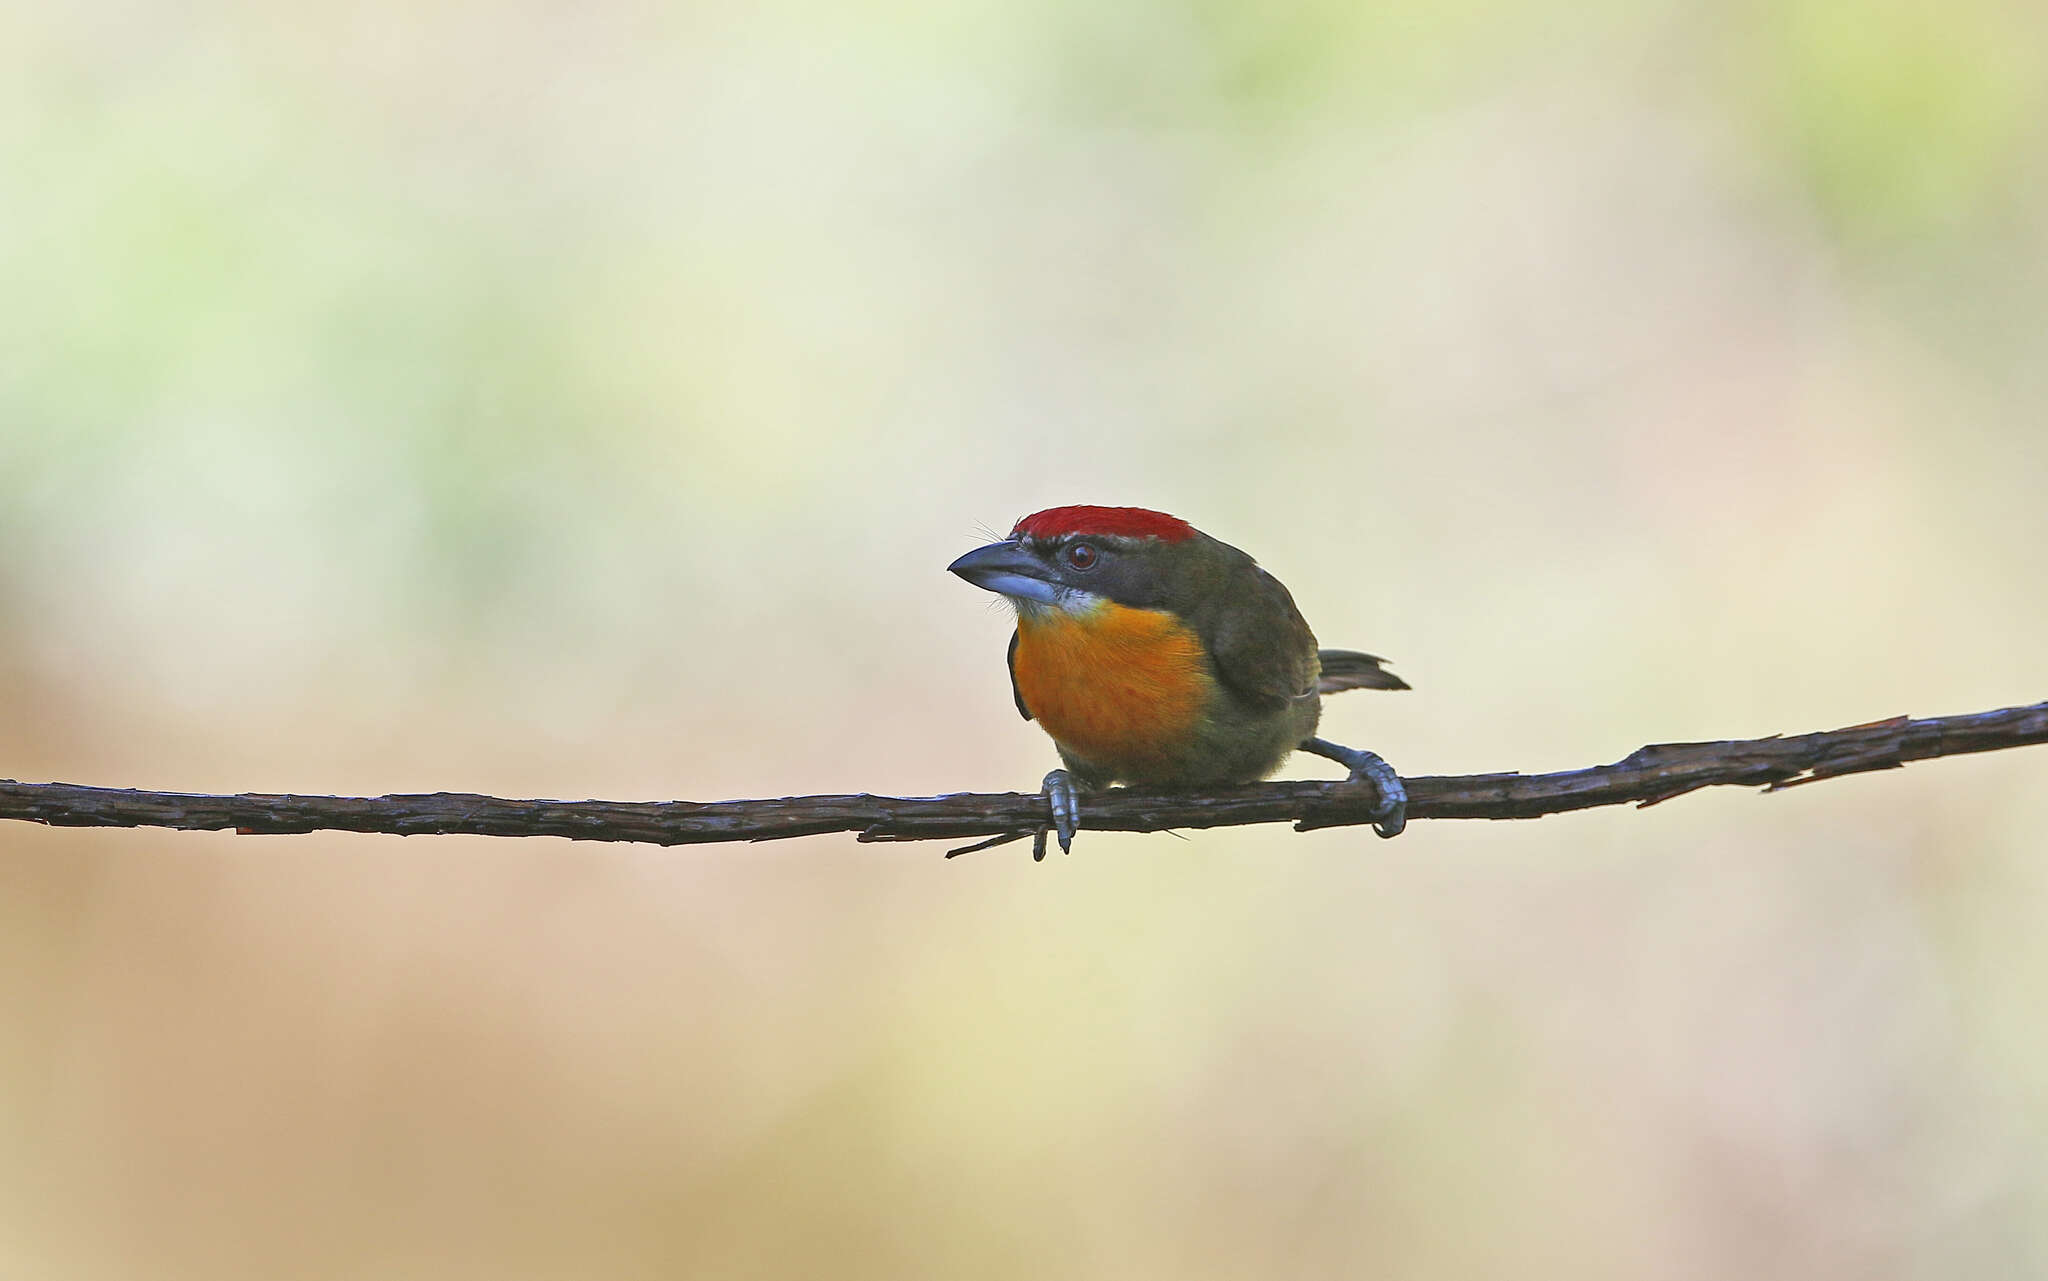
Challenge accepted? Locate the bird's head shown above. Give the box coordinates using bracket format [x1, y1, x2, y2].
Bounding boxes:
[947, 505, 1210, 617]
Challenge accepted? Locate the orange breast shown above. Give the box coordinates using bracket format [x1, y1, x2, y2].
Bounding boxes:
[1012, 601, 1214, 778]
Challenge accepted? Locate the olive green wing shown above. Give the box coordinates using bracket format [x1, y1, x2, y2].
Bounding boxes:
[1204, 566, 1321, 709]
[1006, 629, 1033, 720]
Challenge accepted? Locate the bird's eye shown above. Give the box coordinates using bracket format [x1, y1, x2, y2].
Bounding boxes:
[1065, 542, 1099, 570]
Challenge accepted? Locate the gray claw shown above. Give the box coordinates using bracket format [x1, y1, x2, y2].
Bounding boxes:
[1042, 768, 1081, 859]
[1351, 753, 1407, 839]
[1301, 738, 1408, 839]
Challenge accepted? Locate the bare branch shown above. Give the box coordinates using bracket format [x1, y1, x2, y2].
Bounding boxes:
[1, 701, 2041, 850]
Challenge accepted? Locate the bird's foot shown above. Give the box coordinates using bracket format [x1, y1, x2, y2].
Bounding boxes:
[1035, 768, 1081, 861]
[941, 770, 1083, 860]
[1300, 738, 1407, 838]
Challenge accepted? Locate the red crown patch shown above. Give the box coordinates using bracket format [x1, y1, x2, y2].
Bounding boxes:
[1011, 506, 1196, 544]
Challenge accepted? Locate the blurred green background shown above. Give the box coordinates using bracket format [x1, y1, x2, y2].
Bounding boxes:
[3, 0, 2046, 1276]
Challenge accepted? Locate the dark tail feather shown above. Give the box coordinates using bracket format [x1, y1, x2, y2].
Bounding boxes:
[1316, 649, 1410, 694]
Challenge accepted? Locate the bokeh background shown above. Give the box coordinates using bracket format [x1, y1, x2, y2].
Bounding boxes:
[3, 0, 2046, 1276]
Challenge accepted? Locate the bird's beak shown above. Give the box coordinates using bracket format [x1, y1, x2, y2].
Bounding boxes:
[947, 539, 1061, 605]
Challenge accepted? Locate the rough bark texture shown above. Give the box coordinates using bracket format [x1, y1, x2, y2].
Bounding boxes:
[1, 701, 2040, 850]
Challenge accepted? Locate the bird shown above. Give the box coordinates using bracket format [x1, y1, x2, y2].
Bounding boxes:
[948, 505, 1408, 859]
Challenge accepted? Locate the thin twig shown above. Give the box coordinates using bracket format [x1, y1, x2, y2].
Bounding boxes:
[0, 701, 2040, 850]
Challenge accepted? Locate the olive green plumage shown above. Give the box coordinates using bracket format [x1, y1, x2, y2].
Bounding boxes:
[999, 526, 1405, 788]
